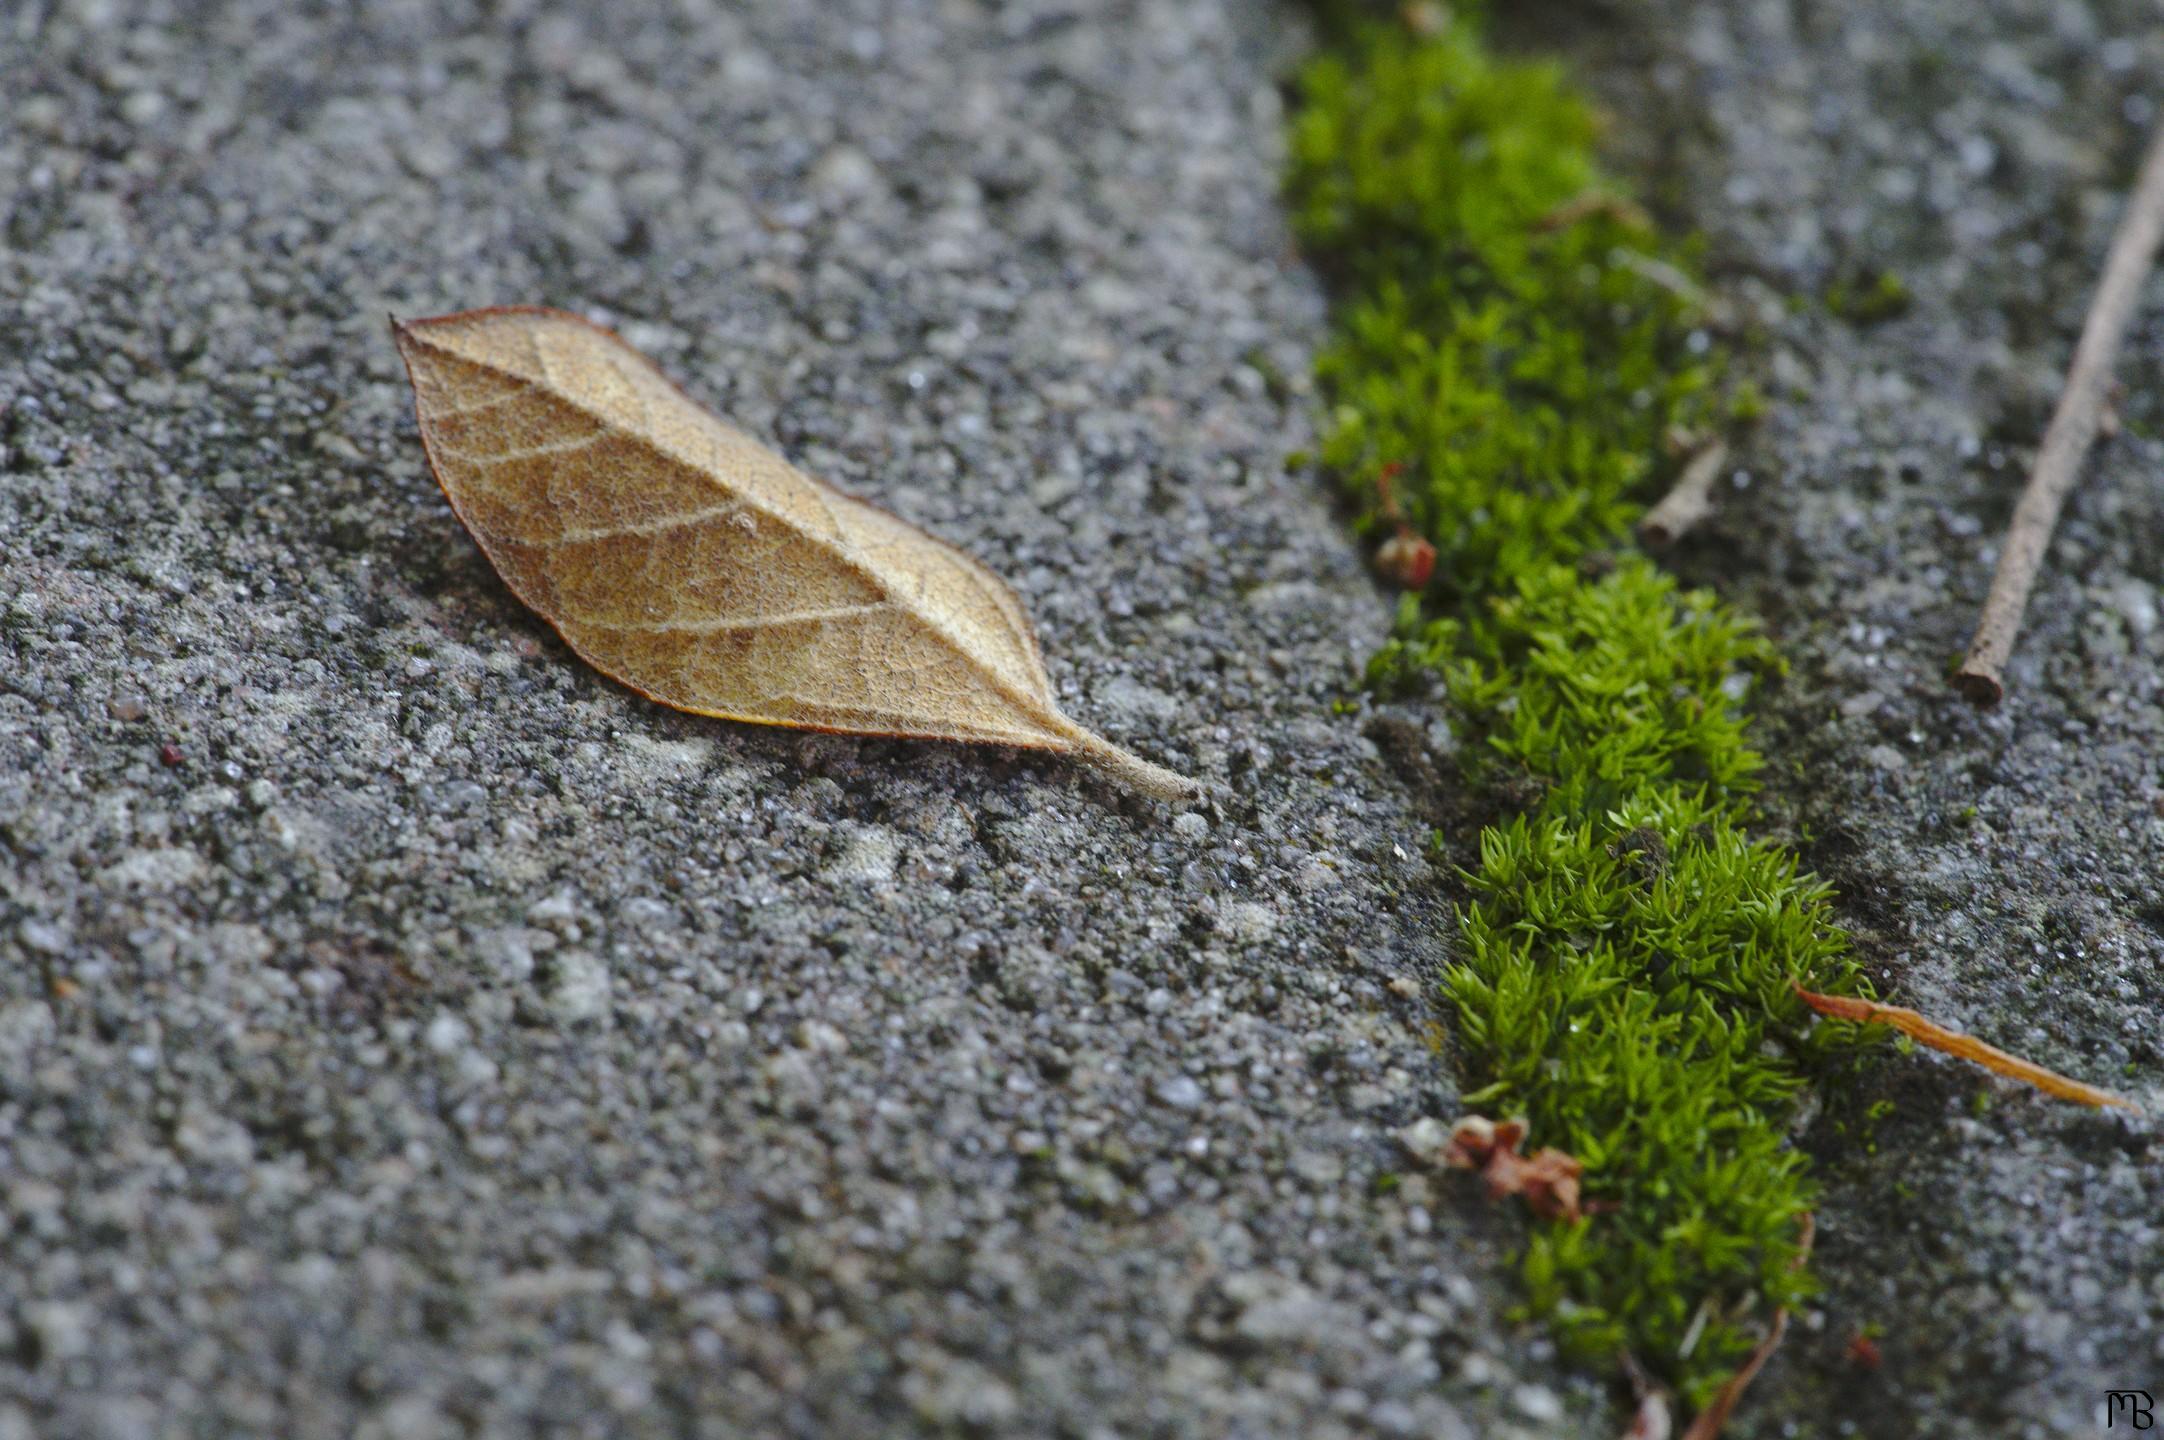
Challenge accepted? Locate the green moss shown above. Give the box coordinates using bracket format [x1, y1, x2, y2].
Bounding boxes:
[1288, 14, 1876, 1408]
[1376, 559, 1775, 812]
[1824, 267, 1913, 324]
[1288, 19, 1720, 601]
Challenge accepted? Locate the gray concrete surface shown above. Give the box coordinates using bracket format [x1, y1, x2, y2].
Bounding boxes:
[4, 0, 2162, 1437]
[1556, 1, 2164, 1433]
[0, 1, 1589, 1437]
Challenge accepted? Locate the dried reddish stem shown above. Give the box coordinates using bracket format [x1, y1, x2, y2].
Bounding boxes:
[1639, 439, 1730, 547]
[1617, 1350, 1672, 1440]
[1621, 1217, 1811, 1440]
[1793, 983, 2135, 1110]
[1537, 190, 1654, 234]
[1955, 124, 2164, 704]
[1672, 1215, 1811, 1440]
[1676, 1311, 1788, 1440]
[1373, 459, 1407, 526]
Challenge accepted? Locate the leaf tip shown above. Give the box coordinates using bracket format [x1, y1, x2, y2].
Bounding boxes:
[1066, 731, 1209, 807]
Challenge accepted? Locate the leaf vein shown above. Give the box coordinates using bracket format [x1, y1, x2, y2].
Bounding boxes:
[535, 503, 748, 548]
[593, 602, 890, 634]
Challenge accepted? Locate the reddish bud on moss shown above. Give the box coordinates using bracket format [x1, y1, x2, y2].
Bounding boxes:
[1376, 531, 1437, 589]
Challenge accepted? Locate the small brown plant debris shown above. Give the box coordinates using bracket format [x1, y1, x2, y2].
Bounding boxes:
[1441, 1114, 1586, 1222]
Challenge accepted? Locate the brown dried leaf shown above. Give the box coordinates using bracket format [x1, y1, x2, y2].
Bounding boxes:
[1792, 983, 2136, 1110]
[393, 307, 1200, 802]
[1441, 1115, 1587, 1222]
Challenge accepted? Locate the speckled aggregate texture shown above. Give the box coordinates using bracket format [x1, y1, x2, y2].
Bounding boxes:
[0, 1, 1596, 1437]
[8, 0, 2164, 1436]
[1534, 1, 2164, 1434]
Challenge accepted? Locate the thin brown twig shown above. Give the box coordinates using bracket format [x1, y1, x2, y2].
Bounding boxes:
[1617, 1217, 1814, 1440]
[1792, 983, 2136, 1110]
[1675, 1214, 1813, 1440]
[1639, 439, 1730, 547]
[1955, 124, 2164, 704]
[1616, 1350, 1672, 1440]
[1676, 1313, 1787, 1440]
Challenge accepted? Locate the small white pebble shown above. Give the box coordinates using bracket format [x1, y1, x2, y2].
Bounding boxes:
[1512, 1384, 1564, 1423]
[1155, 1075, 1205, 1110]
[425, 1012, 469, 1055]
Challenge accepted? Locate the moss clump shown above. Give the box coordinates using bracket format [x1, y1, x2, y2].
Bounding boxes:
[1423, 560, 1865, 1380]
[1289, 14, 1876, 1407]
[1374, 560, 1772, 813]
[1288, 24, 1719, 601]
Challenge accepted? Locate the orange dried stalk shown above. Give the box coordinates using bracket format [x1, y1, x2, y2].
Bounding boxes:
[1792, 983, 2135, 1110]
[1535, 190, 1655, 234]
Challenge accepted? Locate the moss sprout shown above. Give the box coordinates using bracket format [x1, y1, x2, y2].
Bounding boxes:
[1824, 267, 1914, 324]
